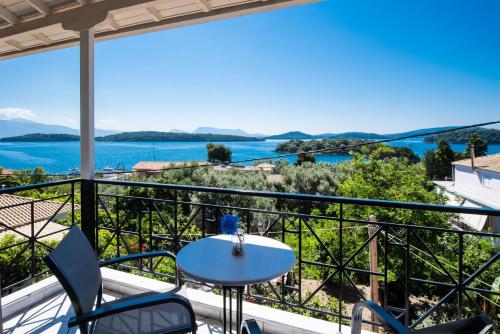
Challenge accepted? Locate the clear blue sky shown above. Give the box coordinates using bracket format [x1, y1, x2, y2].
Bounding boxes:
[1, 0, 499, 135]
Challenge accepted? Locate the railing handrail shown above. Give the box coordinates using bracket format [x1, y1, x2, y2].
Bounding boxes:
[2, 178, 499, 216]
[0, 178, 79, 195]
[95, 179, 500, 216]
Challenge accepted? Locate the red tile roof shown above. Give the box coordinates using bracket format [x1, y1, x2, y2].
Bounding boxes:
[0, 194, 77, 233]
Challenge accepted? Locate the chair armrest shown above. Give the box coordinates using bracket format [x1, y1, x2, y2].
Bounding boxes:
[68, 292, 196, 331]
[241, 319, 262, 334]
[351, 301, 407, 334]
[99, 250, 176, 267]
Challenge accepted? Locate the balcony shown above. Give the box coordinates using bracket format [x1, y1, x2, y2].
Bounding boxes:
[1, 179, 499, 333]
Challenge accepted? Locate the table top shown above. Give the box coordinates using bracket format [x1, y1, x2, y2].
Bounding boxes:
[177, 235, 296, 286]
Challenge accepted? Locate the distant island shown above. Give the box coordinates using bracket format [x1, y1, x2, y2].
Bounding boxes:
[95, 131, 264, 142]
[0, 131, 264, 142]
[0, 133, 80, 142]
[264, 126, 466, 140]
[2, 123, 496, 143]
[275, 138, 369, 155]
[265, 131, 315, 140]
[424, 128, 500, 144]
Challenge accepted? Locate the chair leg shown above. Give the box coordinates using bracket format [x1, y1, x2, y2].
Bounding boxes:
[79, 323, 89, 334]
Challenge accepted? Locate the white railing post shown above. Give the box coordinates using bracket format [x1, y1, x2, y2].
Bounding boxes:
[80, 27, 95, 180]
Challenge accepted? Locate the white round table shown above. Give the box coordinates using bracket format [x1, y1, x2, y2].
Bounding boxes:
[177, 235, 296, 333]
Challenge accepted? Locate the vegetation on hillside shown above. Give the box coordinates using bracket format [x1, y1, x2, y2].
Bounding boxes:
[97, 131, 263, 142]
[275, 138, 368, 154]
[424, 127, 500, 144]
[275, 139, 421, 163]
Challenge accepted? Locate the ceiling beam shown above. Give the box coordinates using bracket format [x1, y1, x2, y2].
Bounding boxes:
[32, 31, 52, 44]
[0, 5, 20, 25]
[195, 0, 211, 12]
[0, 0, 317, 60]
[5, 39, 23, 50]
[25, 0, 51, 16]
[105, 13, 120, 30]
[146, 7, 162, 22]
[0, 0, 159, 38]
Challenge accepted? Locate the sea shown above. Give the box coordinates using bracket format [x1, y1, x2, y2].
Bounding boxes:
[0, 139, 499, 174]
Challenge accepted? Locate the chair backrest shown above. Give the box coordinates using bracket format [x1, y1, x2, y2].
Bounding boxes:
[44, 225, 102, 316]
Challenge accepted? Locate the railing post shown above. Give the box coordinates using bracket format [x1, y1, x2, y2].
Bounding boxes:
[81, 179, 96, 249]
[0, 272, 3, 333]
[458, 232, 464, 319]
[174, 190, 179, 252]
[30, 202, 36, 279]
[405, 227, 411, 328]
[0, 271, 2, 333]
[368, 215, 380, 333]
[338, 203, 343, 333]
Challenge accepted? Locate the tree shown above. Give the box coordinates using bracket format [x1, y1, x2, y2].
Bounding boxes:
[296, 153, 316, 165]
[466, 133, 488, 157]
[423, 140, 455, 180]
[369, 145, 420, 164]
[206, 143, 232, 163]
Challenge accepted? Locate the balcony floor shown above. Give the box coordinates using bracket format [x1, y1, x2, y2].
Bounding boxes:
[2, 291, 227, 334]
[2, 269, 372, 334]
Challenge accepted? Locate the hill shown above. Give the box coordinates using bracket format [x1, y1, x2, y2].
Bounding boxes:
[266, 131, 315, 140]
[318, 132, 387, 139]
[193, 127, 265, 137]
[0, 118, 117, 138]
[424, 127, 500, 144]
[96, 131, 264, 142]
[384, 126, 461, 139]
[0, 133, 80, 142]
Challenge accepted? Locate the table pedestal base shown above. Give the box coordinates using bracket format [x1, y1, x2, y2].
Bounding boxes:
[222, 286, 244, 334]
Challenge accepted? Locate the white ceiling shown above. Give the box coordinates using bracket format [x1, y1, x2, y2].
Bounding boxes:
[0, 0, 317, 60]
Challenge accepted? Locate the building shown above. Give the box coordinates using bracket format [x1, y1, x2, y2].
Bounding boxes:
[250, 163, 277, 174]
[0, 169, 14, 176]
[0, 194, 77, 241]
[435, 153, 500, 234]
[132, 161, 203, 178]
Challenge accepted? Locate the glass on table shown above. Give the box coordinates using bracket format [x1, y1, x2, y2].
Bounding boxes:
[232, 228, 245, 256]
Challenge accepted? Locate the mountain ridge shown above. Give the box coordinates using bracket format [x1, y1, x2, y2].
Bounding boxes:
[0, 118, 118, 138]
[193, 127, 265, 137]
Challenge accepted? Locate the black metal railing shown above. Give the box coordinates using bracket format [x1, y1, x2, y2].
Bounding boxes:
[94, 179, 500, 331]
[0, 179, 78, 294]
[0, 178, 498, 330]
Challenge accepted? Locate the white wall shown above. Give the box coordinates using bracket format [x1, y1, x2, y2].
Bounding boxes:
[454, 165, 500, 206]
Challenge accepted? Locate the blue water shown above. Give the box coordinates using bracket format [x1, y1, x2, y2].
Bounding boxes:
[0, 139, 498, 174]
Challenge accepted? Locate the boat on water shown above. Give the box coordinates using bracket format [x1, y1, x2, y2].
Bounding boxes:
[67, 167, 80, 175]
[99, 163, 126, 175]
[101, 166, 117, 173]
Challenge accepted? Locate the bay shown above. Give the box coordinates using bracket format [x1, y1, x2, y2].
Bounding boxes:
[0, 139, 498, 174]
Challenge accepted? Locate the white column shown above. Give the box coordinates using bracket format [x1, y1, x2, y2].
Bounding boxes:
[80, 28, 95, 179]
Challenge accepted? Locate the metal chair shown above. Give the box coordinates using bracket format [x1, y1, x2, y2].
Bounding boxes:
[241, 319, 262, 334]
[240, 300, 493, 334]
[44, 224, 197, 334]
[351, 300, 493, 334]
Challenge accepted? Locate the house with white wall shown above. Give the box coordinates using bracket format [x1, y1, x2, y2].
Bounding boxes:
[435, 153, 500, 234]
